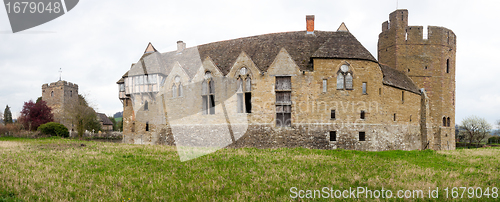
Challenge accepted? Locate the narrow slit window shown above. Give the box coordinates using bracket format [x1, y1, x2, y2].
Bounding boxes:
[446, 59, 450, 73]
[394, 113, 396, 121]
[178, 83, 183, 97]
[245, 77, 252, 113]
[360, 110, 365, 120]
[443, 117, 446, 127]
[144, 101, 148, 111]
[402, 91, 404, 103]
[330, 131, 337, 141]
[447, 117, 451, 127]
[145, 122, 149, 132]
[362, 82, 367, 94]
[331, 110, 336, 119]
[322, 79, 327, 93]
[172, 84, 177, 98]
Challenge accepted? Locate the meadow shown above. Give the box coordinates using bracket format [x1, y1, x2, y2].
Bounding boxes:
[0, 137, 499, 201]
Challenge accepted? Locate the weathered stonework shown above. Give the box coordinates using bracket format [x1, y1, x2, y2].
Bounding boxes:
[117, 9, 456, 152]
[41, 80, 79, 131]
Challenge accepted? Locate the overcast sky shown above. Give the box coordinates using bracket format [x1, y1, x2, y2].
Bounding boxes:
[1, 0, 499, 127]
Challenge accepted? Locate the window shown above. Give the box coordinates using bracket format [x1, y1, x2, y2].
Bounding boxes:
[172, 84, 177, 98]
[345, 73, 353, 90]
[51, 91, 54, 97]
[379, 88, 381, 95]
[70, 90, 73, 97]
[359, 132, 366, 141]
[443, 117, 446, 127]
[144, 101, 148, 111]
[362, 82, 367, 94]
[331, 110, 336, 119]
[402, 91, 405, 103]
[410, 115, 412, 122]
[336, 64, 353, 90]
[236, 68, 252, 113]
[447, 60, 451, 72]
[360, 110, 365, 120]
[322, 79, 327, 93]
[202, 72, 215, 115]
[178, 83, 183, 97]
[447, 117, 450, 127]
[336, 74, 344, 89]
[276, 76, 291, 127]
[394, 113, 396, 121]
[145, 122, 149, 131]
[330, 131, 336, 141]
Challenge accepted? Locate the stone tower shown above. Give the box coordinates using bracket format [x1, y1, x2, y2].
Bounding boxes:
[41, 80, 79, 131]
[378, 9, 456, 150]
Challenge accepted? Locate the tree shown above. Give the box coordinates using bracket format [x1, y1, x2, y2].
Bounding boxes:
[65, 94, 101, 139]
[19, 100, 54, 131]
[459, 116, 492, 148]
[3, 105, 13, 125]
[108, 115, 117, 131]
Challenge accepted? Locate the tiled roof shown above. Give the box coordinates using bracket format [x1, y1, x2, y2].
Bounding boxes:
[96, 113, 113, 125]
[379, 64, 421, 94]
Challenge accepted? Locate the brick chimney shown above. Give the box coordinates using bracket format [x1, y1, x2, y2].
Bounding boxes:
[177, 41, 186, 52]
[306, 15, 315, 34]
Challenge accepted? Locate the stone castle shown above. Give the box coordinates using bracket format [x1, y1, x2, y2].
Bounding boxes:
[117, 9, 456, 151]
[42, 80, 79, 131]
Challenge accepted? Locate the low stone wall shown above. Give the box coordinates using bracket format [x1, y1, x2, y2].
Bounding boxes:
[123, 123, 422, 151]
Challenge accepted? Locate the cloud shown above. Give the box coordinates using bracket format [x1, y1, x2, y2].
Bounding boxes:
[0, 0, 499, 128]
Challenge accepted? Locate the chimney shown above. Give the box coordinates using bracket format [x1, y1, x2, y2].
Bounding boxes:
[306, 15, 315, 34]
[177, 41, 186, 52]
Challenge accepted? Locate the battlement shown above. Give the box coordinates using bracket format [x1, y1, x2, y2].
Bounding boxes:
[380, 9, 456, 47]
[42, 80, 79, 89]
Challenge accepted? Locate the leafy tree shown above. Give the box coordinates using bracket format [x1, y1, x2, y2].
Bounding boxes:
[65, 94, 101, 139]
[38, 122, 69, 137]
[459, 116, 492, 147]
[3, 105, 13, 125]
[19, 100, 53, 131]
[108, 115, 117, 131]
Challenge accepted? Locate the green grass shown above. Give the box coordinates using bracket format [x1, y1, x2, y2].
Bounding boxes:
[0, 137, 499, 201]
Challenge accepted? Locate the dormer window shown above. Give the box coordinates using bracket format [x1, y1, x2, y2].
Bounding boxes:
[337, 64, 353, 90]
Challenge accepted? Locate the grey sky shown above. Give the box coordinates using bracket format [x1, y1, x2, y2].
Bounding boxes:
[0, 0, 499, 127]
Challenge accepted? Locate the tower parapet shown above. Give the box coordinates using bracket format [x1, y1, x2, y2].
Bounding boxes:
[378, 9, 456, 150]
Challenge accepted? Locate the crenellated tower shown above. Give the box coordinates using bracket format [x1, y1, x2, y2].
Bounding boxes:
[378, 9, 456, 150]
[42, 80, 79, 131]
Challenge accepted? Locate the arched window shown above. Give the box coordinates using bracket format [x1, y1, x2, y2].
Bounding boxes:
[70, 90, 73, 97]
[447, 117, 450, 127]
[202, 71, 215, 114]
[345, 73, 353, 90]
[236, 67, 252, 113]
[172, 84, 177, 98]
[336, 64, 353, 90]
[336, 74, 344, 89]
[51, 91, 54, 97]
[443, 117, 446, 127]
[178, 83, 183, 97]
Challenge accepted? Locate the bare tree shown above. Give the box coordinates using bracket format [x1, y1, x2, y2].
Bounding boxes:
[65, 94, 101, 139]
[459, 116, 492, 148]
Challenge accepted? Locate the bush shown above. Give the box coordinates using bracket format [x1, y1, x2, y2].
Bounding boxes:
[37, 122, 69, 138]
[488, 136, 500, 144]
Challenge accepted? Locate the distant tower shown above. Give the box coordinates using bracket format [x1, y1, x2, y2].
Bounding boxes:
[378, 9, 456, 150]
[41, 80, 79, 131]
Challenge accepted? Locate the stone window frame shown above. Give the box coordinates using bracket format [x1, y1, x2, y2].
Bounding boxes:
[336, 64, 354, 90]
[236, 67, 252, 113]
[329, 131, 337, 142]
[322, 79, 327, 93]
[275, 76, 292, 127]
[330, 110, 336, 120]
[202, 71, 215, 115]
[359, 131, 366, 141]
[362, 82, 367, 94]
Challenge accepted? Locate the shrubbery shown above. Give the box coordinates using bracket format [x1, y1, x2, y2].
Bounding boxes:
[488, 136, 500, 144]
[37, 122, 69, 138]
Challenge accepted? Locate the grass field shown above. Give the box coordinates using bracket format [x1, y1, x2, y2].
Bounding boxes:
[0, 137, 499, 201]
